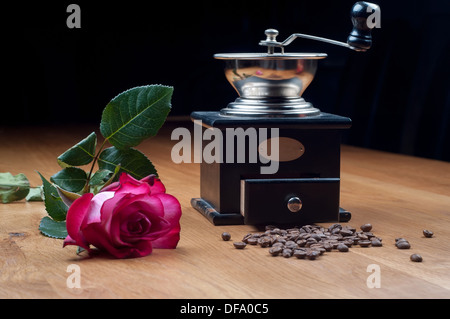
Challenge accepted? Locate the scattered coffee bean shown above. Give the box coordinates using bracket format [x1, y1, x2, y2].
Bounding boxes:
[306, 250, 320, 260]
[357, 233, 369, 240]
[227, 223, 384, 260]
[423, 230, 433, 238]
[360, 223, 373, 232]
[340, 229, 353, 237]
[285, 240, 298, 250]
[233, 242, 247, 249]
[371, 238, 383, 247]
[282, 248, 293, 258]
[343, 239, 354, 247]
[221, 232, 231, 241]
[315, 247, 326, 255]
[257, 236, 272, 248]
[323, 242, 333, 252]
[396, 241, 411, 249]
[242, 233, 252, 243]
[358, 240, 372, 247]
[227, 224, 433, 268]
[293, 249, 307, 259]
[269, 246, 283, 256]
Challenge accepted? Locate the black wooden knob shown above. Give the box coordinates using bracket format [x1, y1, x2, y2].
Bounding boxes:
[347, 2, 380, 51]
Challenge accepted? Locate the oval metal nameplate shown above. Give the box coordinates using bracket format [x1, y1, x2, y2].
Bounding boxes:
[258, 137, 305, 162]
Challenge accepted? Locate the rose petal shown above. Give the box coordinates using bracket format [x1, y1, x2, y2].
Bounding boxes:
[85, 191, 115, 225]
[83, 223, 153, 258]
[148, 178, 166, 194]
[101, 193, 168, 247]
[151, 194, 181, 228]
[140, 174, 156, 185]
[99, 181, 120, 193]
[152, 224, 181, 249]
[150, 193, 182, 249]
[65, 193, 93, 248]
[63, 234, 90, 251]
[139, 175, 166, 194]
[117, 196, 170, 242]
[102, 173, 151, 196]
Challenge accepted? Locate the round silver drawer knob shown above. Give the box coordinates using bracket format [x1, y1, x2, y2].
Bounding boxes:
[287, 196, 302, 212]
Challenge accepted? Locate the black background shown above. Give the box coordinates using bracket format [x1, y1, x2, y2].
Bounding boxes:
[4, 0, 450, 161]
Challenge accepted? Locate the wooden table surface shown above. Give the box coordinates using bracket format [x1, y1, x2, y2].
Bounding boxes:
[1, 119, 449, 299]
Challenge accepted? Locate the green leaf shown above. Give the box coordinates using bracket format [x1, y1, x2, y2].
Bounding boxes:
[57, 132, 97, 168]
[88, 169, 114, 194]
[98, 146, 157, 180]
[26, 186, 43, 201]
[38, 172, 68, 221]
[100, 85, 173, 150]
[97, 164, 121, 193]
[50, 167, 87, 193]
[39, 216, 67, 239]
[89, 169, 113, 186]
[0, 172, 30, 203]
[54, 184, 81, 208]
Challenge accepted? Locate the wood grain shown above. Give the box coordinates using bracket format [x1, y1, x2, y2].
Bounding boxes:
[1, 120, 449, 299]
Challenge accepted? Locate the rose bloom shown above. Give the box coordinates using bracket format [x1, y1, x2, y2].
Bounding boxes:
[63, 173, 181, 258]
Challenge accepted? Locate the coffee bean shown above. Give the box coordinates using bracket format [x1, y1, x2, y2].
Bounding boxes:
[358, 240, 372, 247]
[233, 242, 247, 249]
[323, 242, 333, 252]
[270, 228, 281, 235]
[363, 232, 374, 238]
[285, 240, 298, 250]
[306, 250, 320, 260]
[328, 223, 342, 232]
[257, 236, 272, 248]
[396, 241, 411, 249]
[313, 247, 326, 255]
[410, 254, 423, 262]
[282, 248, 293, 258]
[371, 238, 383, 247]
[293, 249, 307, 259]
[360, 224, 372, 232]
[242, 233, 252, 243]
[357, 233, 369, 240]
[269, 246, 282, 256]
[343, 239, 354, 247]
[395, 238, 408, 245]
[221, 232, 231, 241]
[296, 239, 306, 247]
[340, 229, 354, 237]
[272, 242, 284, 248]
[230, 223, 383, 261]
[423, 230, 433, 238]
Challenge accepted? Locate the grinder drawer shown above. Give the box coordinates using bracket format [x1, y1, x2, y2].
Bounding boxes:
[240, 178, 340, 225]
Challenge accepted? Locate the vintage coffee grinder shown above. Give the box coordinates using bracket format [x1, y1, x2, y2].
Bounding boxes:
[191, 2, 380, 226]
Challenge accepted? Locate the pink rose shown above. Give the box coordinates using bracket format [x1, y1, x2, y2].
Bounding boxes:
[63, 173, 181, 258]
